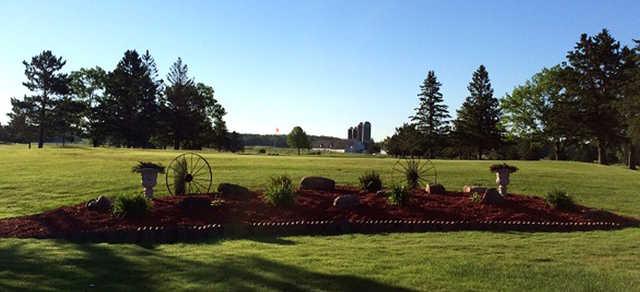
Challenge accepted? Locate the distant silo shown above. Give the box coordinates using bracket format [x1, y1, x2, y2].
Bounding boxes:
[357, 122, 364, 142]
[363, 121, 371, 142]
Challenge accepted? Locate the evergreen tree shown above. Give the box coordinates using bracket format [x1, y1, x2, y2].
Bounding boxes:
[563, 29, 625, 164]
[619, 41, 640, 169]
[6, 97, 37, 147]
[20, 51, 70, 148]
[409, 70, 450, 157]
[453, 65, 502, 159]
[287, 126, 311, 155]
[105, 50, 161, 147]
[383, 123, 423, 157]
[50, 96, 86, 146]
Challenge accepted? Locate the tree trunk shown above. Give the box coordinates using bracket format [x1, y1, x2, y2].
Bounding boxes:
[297, 148, 301, 155]
[174, 137, 180, 150]
[628, 143, 637, 170]
[596, 141, 608, 165]
[61, 136, 65, 147]
[477, 147, 482, 160]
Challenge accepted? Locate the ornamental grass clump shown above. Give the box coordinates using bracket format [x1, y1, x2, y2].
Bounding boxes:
[359, 170, 383, 192]
[489, 163, 518, 173]
[264, 175, 297, 206]
[545, 189, 574, 210]
[387, 184, 410, 206]
[131, 161, 165, 174]
[112, 193, 152, 218]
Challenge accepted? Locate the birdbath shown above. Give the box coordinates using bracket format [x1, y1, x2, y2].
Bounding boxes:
[489, 163, 518, 196]
[132, 162, 165, 199]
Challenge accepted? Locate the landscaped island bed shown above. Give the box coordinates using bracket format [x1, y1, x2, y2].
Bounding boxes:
[1, 186, 636, 240]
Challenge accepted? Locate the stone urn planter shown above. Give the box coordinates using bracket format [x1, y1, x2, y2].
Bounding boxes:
[489, 163, 518, 196]
[132, 162, 166, 199]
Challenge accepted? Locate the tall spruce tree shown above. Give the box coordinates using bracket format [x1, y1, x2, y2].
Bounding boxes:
[19, 51, 70, 148]
[453, 65, 502, 159]
[620, 41, 640, 169]
[105, 50, 160, 147]
[410, 70, 450, 158]
[563, 29, 625, 164]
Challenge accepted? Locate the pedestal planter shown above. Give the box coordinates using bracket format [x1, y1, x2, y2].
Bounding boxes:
[140, 168, 159, 199]
[495, 169, 510, 196]
[489, 163, 518, 196]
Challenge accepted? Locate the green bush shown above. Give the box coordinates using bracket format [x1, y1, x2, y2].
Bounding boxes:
[264, 175, 296, 206]
[545, 189, 574, 210]
[113, 194, 152, 218]
[359, 170, 383, 192]
[387, 184, 410, 206]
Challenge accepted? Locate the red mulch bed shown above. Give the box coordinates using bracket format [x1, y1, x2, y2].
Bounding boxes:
[0, 186, 637, 239]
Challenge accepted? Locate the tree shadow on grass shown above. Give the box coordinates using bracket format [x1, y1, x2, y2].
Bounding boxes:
[0, 239, 415, 291]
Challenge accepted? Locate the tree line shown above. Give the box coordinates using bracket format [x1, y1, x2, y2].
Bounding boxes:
[1, 50, 243, 151]
[384, 29, 640, 169]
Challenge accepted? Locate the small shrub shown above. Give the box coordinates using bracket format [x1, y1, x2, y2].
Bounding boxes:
[359, 170, 383, 192]
[171, 157, 188, 195]
[131, 161, 165, 174]
[489, 163, 518, 173]
[264, 175, 296, 206]
[387, 184, 410, 206]
[545, 189, 574, 210]
[113, 194, 152, 218]
[257, 148, 266, 154]
[470, 192, 482, 203]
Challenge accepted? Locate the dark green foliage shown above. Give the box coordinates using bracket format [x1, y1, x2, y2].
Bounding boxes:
[387, 184, 410, 206]
[358, 170, 382, 192]
[112, 194, 152, 218]
[489, 163, 518, 173]
[545, 189, 574, 210]
[103, 50, 161, 147]
[69, 67, 108, 147]
[131, 161, 165, 174]
[410, 70, 450, 158]
[453, 65, 503, 159]
[287, 126, 311, 155]
[384, 123, 424, 157]
[13, 50, 71, 148]
[563, 29, 625, 165]
[264, 175, 296, 206]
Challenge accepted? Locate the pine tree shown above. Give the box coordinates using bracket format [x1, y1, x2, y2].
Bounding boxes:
[409, 70, 450, 157]
[453, 65, 502, 159]
[620, 40, 640, 169]
[563, 29, 625, 165]
[20, 51, 70, 148]
[105, 50, 160, 147]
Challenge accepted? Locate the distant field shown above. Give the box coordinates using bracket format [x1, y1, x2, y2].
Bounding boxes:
[0, 144, 639, 291]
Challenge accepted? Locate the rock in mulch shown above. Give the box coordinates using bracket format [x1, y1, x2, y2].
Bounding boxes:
[426, 183, 446, 194]
[299, 176, 335, 191]
[217, 183, 250, 199]
[179, 196, 211, 210]
[481, 188, 504, 204]
[463, 185, 487, 194]
[86, 196, 112, 212]
[333, 194, 360, 209]
[375, 190, 387, 197]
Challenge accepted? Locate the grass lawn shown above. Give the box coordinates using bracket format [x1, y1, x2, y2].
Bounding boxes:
[0, 144, 639, 291]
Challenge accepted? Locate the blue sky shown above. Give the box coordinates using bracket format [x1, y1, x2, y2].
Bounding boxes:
[1, 0, 638, 140]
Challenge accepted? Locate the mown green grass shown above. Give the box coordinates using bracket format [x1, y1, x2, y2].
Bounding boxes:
[0, 144, 639, 291]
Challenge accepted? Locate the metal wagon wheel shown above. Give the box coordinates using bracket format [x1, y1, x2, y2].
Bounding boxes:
[392, 158, 438, 188]
[165, 152, 213, 195]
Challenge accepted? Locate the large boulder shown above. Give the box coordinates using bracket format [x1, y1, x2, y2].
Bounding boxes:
[217, 183, 250, 199]
[426, 183, 446, 195]
[86, 196, 112, 212]
[463, 185, 487, 194]
[333, 194, 360, 209]
[299, 176, 335, 191]
[481, 188, 504, 204]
